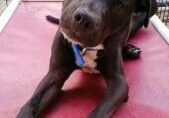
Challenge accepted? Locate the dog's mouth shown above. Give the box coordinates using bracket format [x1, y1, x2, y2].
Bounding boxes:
[61, 28, 102, 47]
[61, 29, 82, 45]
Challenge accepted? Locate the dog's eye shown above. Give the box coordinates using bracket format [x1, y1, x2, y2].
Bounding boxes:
[114, 3, 125, 13]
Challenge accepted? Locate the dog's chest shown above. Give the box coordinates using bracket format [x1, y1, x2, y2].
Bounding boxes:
[80, 45, 104, 73]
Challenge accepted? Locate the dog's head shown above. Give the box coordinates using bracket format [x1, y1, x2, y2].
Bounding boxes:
[60, 0, 156, 47]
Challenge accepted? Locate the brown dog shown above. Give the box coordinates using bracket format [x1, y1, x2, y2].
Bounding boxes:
[17, 0, 157, 118]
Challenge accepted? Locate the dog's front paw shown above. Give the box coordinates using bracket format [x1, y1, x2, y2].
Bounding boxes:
[16, 107, 34, 118]
[88, 111, 106, 118]
[88, 112, 97, 118]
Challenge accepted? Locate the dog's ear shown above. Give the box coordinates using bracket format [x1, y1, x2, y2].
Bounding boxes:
[135, 0, 157, 27]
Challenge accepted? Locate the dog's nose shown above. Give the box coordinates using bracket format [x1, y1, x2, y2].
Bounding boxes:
[73, 10, 93, 31]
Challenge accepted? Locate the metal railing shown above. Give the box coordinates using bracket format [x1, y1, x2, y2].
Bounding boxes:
[157, 0, 169, 26]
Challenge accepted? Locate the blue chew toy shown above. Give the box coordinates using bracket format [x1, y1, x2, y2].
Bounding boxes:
[71, 44, 84, 67]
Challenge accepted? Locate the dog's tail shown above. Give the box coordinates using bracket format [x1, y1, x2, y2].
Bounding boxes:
[46, 15, 60, 25]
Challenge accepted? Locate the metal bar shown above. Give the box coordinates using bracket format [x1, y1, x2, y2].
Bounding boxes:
[150, 15, 169, 44]
[0, 0, 21, 34]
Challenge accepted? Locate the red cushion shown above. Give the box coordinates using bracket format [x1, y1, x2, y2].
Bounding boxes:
[0, 2, 169, 118]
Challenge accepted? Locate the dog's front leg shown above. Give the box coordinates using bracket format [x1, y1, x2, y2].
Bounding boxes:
[17, 70, 72, 118]
[16, 29, 76, 118]
[88, 37, 129, 118]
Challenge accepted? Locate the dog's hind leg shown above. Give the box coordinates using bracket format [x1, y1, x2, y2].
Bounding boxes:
[122, 12, 146, 59]
[129, 12, 147, 37]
